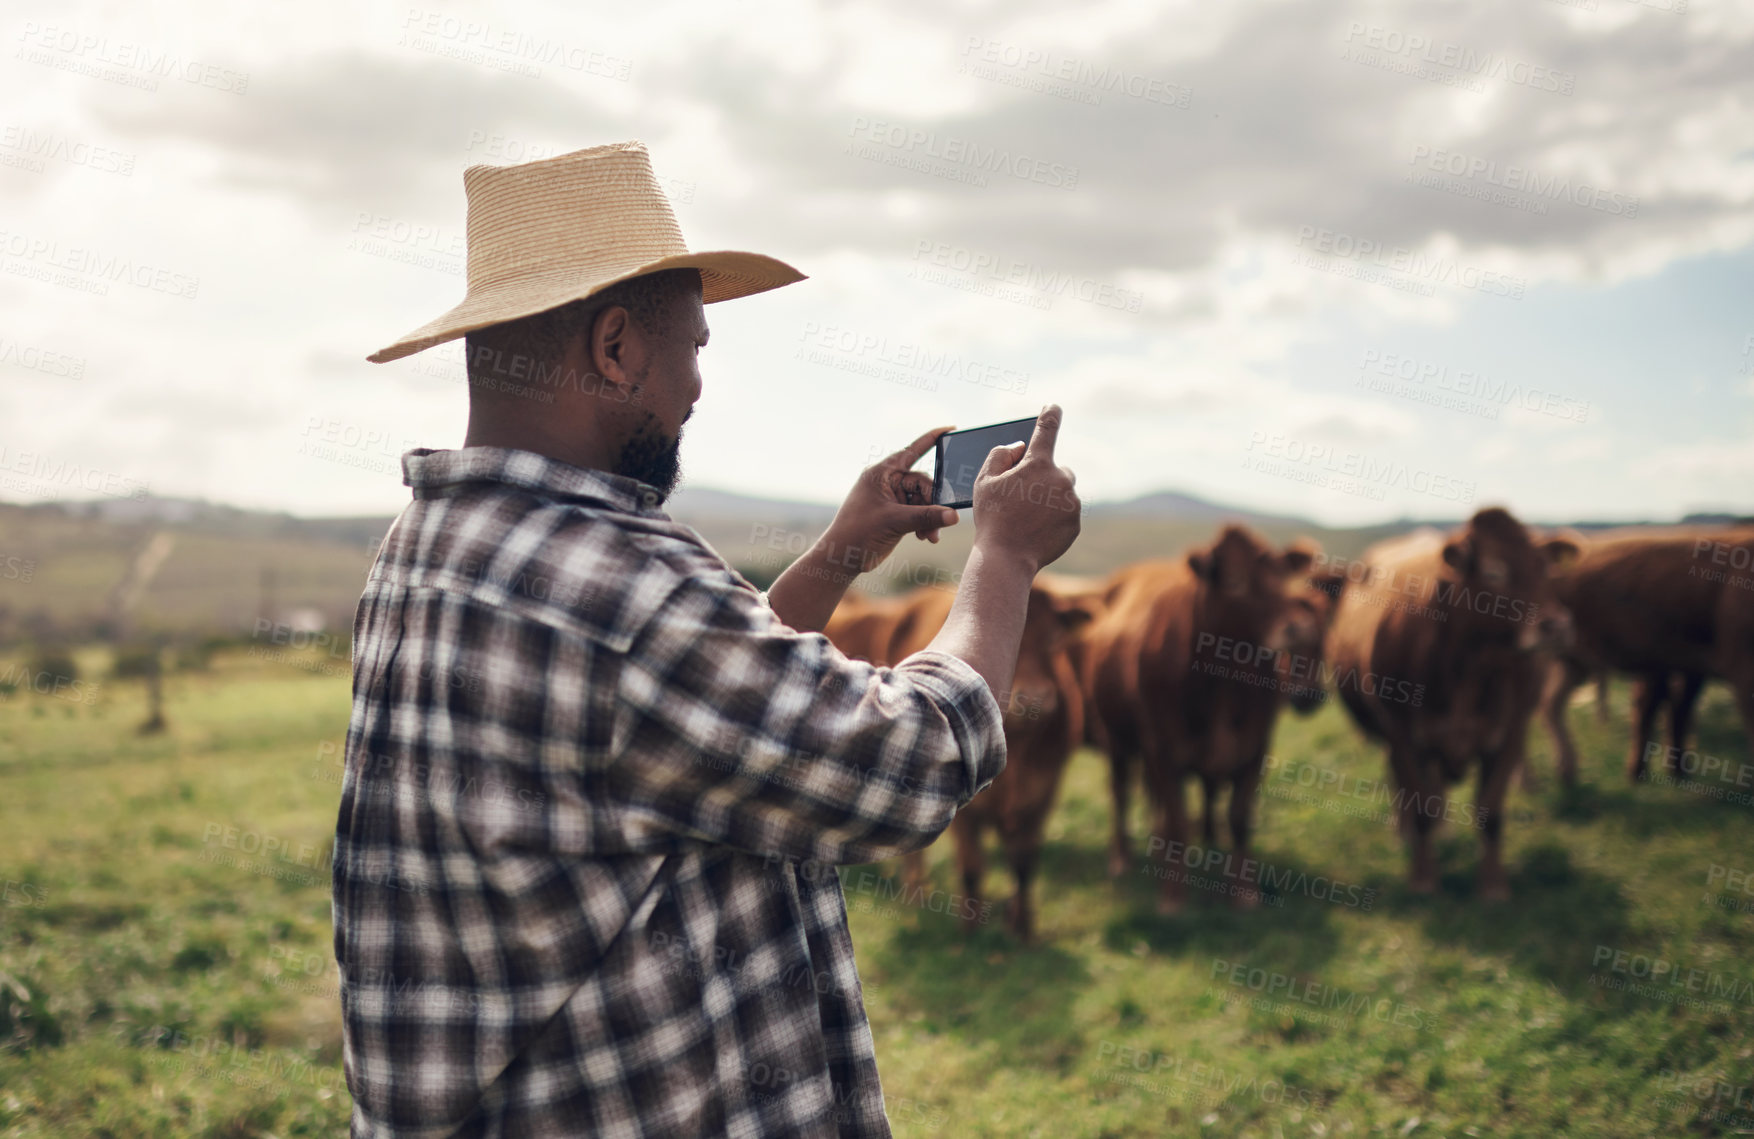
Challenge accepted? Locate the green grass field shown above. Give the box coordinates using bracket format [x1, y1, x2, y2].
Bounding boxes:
[2, 650, 1752, 1137]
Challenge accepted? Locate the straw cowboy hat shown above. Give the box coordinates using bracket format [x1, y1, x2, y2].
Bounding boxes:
[366, 140, 805, 364]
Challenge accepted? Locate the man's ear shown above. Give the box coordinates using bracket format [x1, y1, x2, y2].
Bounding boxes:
[588, 303, 639, 390]
[1187, 550, 1212, 581]
[1442, 537, 1473, 574]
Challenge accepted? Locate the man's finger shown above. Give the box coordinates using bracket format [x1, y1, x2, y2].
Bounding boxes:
[895, 504, 957, 536]
[1024, 404, 1062, 464]
[979, 440, 1026, 480]
[896, 470, 933, 506]
[885, 425, 955, 472]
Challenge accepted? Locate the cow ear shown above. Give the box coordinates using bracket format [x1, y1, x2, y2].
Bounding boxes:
[1281, 540, 1318, 574]
[1541, 537, 1580, 569]
[1053, 593, 1101, 631]
[1310, 569, 1347, 601]
[1442, 538, 1472, 572]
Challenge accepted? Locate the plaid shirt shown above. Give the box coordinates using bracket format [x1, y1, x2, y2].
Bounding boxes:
[332, 447, 1006, 1138]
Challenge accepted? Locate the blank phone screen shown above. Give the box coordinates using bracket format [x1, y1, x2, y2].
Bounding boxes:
[932, 416, 1038, 508]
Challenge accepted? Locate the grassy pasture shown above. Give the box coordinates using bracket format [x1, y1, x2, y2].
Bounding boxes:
[1, 649, 1751, 1137]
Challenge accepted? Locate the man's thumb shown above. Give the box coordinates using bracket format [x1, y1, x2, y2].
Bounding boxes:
[894, 505, 958, 532]
[981, 441, 1026, 478]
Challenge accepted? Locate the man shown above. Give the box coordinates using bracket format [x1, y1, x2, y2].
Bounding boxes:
[338, 140, 1081, 1137]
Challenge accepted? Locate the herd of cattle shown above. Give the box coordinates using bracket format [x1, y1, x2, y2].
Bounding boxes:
[821, 508, 1754, 940]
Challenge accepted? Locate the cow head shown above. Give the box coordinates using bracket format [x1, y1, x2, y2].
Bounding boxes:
[1439, 507, 1577, 652]
[1187, 526, 1320, 693]
[1279, 553, 1349, 713]
[1006, 584, 1103, 723]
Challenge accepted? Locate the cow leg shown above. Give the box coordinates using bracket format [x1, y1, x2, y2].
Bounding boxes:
[1536, 658, 1586, 790]
[949, 812, 985, 933]
[1199, 775, 1221, 848]
[1153, 777, 1191, 916]
[1665, 672, 1706, 779]
[900, 847, 928, 893]
[1390, 741, 1439, 894]
[1107, 748, 1135, 878]
[1227, 767, 1263, 910]
[998, 823, 1042, 942]
[1594, 673, 1610, 724]
[1733, 668, 1754, 771]
[1474, 747, 1520, 903]
[1626, 672, 1669, 783]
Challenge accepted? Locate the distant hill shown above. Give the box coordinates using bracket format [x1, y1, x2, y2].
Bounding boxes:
[1, 485, 1746, 645]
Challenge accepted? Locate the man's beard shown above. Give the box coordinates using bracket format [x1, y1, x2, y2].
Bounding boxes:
[615, 406, 688, 504]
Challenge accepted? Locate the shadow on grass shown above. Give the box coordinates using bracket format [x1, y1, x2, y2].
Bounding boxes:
[1356, 839, 1637, 988]
[862, 910, 1092, 1072]
[1098, 847, 1348, 972]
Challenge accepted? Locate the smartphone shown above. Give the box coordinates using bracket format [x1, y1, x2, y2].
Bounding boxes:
[931, 416, 1038, 509]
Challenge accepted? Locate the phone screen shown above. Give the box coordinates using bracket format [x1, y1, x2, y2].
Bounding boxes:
[932, 416, 1038, 509]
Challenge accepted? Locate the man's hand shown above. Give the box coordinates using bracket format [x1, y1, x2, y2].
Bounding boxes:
[764, 425, 959, 633]
[822, 425, 961, 571]
[967, 405, 1080, 576]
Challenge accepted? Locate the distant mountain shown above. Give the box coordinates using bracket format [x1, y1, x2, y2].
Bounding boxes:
[665, 485, 838, 528]
[1084, 489, 1312, 528]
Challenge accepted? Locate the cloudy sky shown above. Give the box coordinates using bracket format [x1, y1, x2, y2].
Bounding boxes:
[3, 0, 1751, 526]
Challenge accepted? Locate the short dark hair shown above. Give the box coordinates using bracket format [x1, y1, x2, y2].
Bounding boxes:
[463, 267, 700, 394]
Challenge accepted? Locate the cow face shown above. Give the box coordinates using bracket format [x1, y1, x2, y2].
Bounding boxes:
[1007, 586, 1102, 723]
[1279, 565, 1347, 713]
[1440, 508, 1577, 652]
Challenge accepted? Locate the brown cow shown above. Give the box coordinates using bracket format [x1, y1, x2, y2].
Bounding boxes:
[1325, 508, 1576, 899]
[822, 580, 1099, 940]
[1075, 526, 1327, 914]
[1540, 527, 1754, 785]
